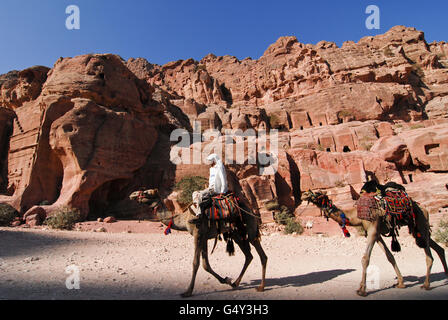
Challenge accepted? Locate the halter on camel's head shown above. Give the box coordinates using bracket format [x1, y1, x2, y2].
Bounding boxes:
[129, 188, 165, 214]
[302, 190, 334, 219]
[302, 189, 351, 237]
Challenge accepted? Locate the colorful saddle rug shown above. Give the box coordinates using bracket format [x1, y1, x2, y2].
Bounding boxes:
[383, 190, 414, 220]
[356, 193, 380, 221]
[204, 193, 241, 221]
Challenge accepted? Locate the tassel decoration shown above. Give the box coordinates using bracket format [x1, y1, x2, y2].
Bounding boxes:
[164, 218, 173, 235]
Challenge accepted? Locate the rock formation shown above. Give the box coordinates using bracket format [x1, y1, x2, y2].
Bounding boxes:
[1, 26, 447, 225]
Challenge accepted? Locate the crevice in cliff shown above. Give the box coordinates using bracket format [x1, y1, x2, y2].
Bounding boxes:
[220, 83, 233, 106]
[286, 153, 302, 207]
[0, 113, 14, 194]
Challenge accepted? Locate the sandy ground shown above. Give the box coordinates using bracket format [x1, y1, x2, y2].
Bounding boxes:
[1, 216, 447, 301]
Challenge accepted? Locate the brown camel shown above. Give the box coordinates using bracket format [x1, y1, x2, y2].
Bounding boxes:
[301, 188, 448, 297]
[129, 190, 267, 298]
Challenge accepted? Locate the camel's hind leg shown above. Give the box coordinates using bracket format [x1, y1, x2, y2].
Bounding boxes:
[357, 221, 378, 297]
[250, 238, 267, 292]
[376, 236, 405, 289]
[201, 239, 232, 286]
[181, 233, 203, 298]
[429, 238, 448, 276]
[230, 235, 253, 289]
[422, 245, 434, 290]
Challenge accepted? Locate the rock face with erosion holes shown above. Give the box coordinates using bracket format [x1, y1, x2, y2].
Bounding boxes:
[1, 26, 448, 224]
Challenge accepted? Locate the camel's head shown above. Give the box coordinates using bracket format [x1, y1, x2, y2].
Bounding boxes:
[360, 180, 380, 195]
[301, 190, 327, 204]
[129, 189, 163, 211]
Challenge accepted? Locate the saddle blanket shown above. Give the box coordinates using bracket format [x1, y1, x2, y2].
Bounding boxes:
[204, 193, 241, 221]
[356, 194, 381, 221]
[384, 190, 413, 220]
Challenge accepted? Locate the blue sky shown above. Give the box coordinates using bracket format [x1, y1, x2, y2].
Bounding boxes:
[0, 0, 447, 74]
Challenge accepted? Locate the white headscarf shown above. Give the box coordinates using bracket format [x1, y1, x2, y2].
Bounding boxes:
[206, 154, 228, 194]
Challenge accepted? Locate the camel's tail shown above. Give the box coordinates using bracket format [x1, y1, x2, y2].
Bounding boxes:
[226, 238, 235, 256]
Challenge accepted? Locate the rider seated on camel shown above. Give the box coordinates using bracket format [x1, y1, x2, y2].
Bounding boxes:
[190, 153, 229, 223]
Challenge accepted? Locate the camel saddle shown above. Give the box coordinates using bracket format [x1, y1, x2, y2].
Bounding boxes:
[203, 192, 242, 221]
[356, 189, 414, 223]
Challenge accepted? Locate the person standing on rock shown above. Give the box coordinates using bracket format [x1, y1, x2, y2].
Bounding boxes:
[190, 153, 228, 223]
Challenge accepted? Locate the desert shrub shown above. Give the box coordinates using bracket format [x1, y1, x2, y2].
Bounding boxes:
[0, 204, 18, 226]
[437, 52, 446, 60]
[175, 176, 208, 206]
[194, 64, 207, 73]
[409, 123, 425, 130]
[435, 218, 448, 246]
[273, 206, 304, 235]
[383, 47, 394, 57]
[265, 199, 280, 211]
[338, 110, 353, 118]
[315, 144, 325, 152]
[284, 218, 304, 235]
[334, 180, 346, 188]
[44, 206, 82, 230]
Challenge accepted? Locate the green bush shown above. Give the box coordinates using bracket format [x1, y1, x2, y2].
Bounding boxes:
[175, 176, 208, 206]
[0, 204, 18, 226]
[435, 218, 448, 246]
[265, 200, 280, 211]
[273, 206, 303, 235]
[409, 123, 425, 130]
[44, 206, 82, 230]
[383, 47, 394, 57]
[285, 218, 304, 235]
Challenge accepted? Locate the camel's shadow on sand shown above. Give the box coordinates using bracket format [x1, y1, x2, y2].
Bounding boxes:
[193, 270, 448, 298]
[357, 272, 448, 295]
[193, 269, 355, 297]
[247, 269, 356, 291]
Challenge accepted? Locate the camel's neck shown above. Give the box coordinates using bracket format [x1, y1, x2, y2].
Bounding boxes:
[313, 201, 363, 227]
[156, 206, 191, 233]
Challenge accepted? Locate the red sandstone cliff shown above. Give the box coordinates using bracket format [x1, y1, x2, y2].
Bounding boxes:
[1, 26, 447, 224]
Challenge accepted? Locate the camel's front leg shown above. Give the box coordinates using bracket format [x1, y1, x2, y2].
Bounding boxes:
[181, 233, 203, 298]
[376, 236, 405, 289]
[201, 239, 233, 286]
[357, 223, 378, 297]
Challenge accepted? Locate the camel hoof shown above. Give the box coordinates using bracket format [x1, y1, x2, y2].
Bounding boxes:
[356, 290, 368, 297]
[420, 284, 431, 291]
[395, 283, 406, 289]
[224, 277, 233, 286]
[256, 286, 265, 292]
[180, 292, 192, 298]
[231, 282, 239, 289]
